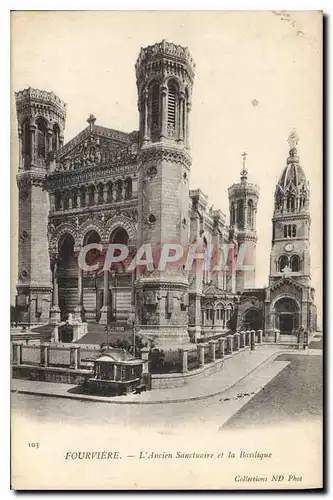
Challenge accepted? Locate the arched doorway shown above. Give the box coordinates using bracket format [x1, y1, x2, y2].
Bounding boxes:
[83, 230, 102, 322]
[58, 234, 77, 320]
[244, 308, 263, 331]
[274, 297, 299, 334]
[109, 227, 131, 322]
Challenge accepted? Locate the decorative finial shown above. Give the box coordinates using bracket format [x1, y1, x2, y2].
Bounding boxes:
[240, 151, 248, 182]
[288, 129, 299, 150]
[87, 114, 96, 131]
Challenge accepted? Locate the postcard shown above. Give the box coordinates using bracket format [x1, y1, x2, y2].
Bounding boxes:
[10, 10, 323, 490]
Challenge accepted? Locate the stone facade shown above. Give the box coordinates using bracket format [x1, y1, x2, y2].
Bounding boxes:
[14, 41, 317, 344]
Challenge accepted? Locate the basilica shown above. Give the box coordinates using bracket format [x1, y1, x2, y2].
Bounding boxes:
[14, 40, 317, 346]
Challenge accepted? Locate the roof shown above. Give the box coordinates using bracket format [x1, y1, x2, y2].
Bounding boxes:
[95, 348, 141, 364]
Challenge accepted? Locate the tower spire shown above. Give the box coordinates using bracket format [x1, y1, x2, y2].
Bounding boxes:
[240, 151, 248, 182]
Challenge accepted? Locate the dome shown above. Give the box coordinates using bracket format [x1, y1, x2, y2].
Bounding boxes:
[277, 160, 307, 192]
[274, 142, 309, 212]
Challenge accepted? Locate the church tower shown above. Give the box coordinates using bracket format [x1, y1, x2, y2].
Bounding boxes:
[134, 41, 195, 347]
[269, 131, 311, 286]
[15, 88, 66, 324]
[228, 153, 259, 291]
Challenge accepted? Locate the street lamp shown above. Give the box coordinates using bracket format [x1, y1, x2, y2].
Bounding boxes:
[110, 269, 117, 324]
[127, 310, 136, 357]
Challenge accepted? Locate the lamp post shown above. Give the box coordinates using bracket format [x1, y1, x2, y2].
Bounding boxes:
[110, 269, 117, 324]
[127, 310, 136, 357]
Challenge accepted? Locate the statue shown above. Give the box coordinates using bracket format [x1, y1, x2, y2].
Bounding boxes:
[288, 129, 299, 150]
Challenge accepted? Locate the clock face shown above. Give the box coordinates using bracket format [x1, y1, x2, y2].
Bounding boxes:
[284, 243, 294, 252]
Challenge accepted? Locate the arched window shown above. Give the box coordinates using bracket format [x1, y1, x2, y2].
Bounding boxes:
[88, 185, 95, 206]
[83, 230, 102, 270]
[71, 188, 78, 209]
[237, 200, 244, 229]
[205, 305, 213, 322]
[247, 200, 254, 228]
[167, 81, 177, 137]
[110, 227, 129, 246]
[278, 255, 289, 272]
[107, 181, 113, 203]
[97, 183, 104, 204]
[124, 178, 132, 200]
[216, 304, 224, 323]
[55, 192, 62, 211]
[80, 186, 86, 208]
[284, 224, 297, 238]
[299, 196, 306, 209]
[287, 195, 295, 211]
[231, 202, 236, 225]
[290, 255, 300, 272]
[52, 124, 60, 152]
[36, 119, 48, 159]
[225, 304, 233, 324]
[63, 190, 70, 210]
[116, 180, 122, 201]
[22, 120, 31, 167]
[150, 83, 160, 139]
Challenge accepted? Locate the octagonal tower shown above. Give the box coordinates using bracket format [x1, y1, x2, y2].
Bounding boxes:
[134, 41, 195, 347]
[15, 88, 67, 324]
[228, 153, 259, 292]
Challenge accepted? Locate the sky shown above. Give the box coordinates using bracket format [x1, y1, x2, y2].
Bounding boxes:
[10, 11, 322, 324]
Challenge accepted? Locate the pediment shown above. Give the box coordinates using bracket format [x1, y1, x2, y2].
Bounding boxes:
[56, 125, 139, 172]
[203, 283, 232, 298]
[269, 276, 304, 293]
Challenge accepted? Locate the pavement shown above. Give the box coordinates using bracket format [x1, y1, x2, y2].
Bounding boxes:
[11, 344, 322, 405]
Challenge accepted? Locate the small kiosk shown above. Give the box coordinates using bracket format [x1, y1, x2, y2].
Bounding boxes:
[86, 348, 143, 395]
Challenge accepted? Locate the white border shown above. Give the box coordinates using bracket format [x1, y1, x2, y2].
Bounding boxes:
[2, 2, 329, 498]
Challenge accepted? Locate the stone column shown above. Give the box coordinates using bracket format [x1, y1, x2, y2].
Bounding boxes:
[50, 259, 61, 322]
[70, 346, 80, 370]
[218, 337, 225, 358]
[257, 329, 263, 344]
[40, 344, 49, 367]
[209, 340, 217, 362]
[12, 343, 22, 365]
[103, 184, 108, 203]
[186, 101, 191, 147]
[113, 364, 117, 380]
[179, 92, 185, 142]
[143, 89, 149, 143]
[94, 187, 99, 205]
[112, 184, 117, 202]
[182, 348, 189, 373]
[233, 332, 240, 351]
[250, 329, 256, 350]
[77, 191, 81, 208]
[30, 124, 37, 164]
[121, 180, 126, 200]
[198, 344, 205, 367]
[85, 189, 89, 207]
[141, 347, 150, 374]
[99, 270, 110, 325]
[240, 330, 246, 348]
[17, 127, 23, 170]
[74, 268, 85, 321]
[227, 334, 234, 354]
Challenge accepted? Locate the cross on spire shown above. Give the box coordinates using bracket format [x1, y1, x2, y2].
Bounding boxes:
[240, 151, 248, 182]
[87, 114, 96, 130]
